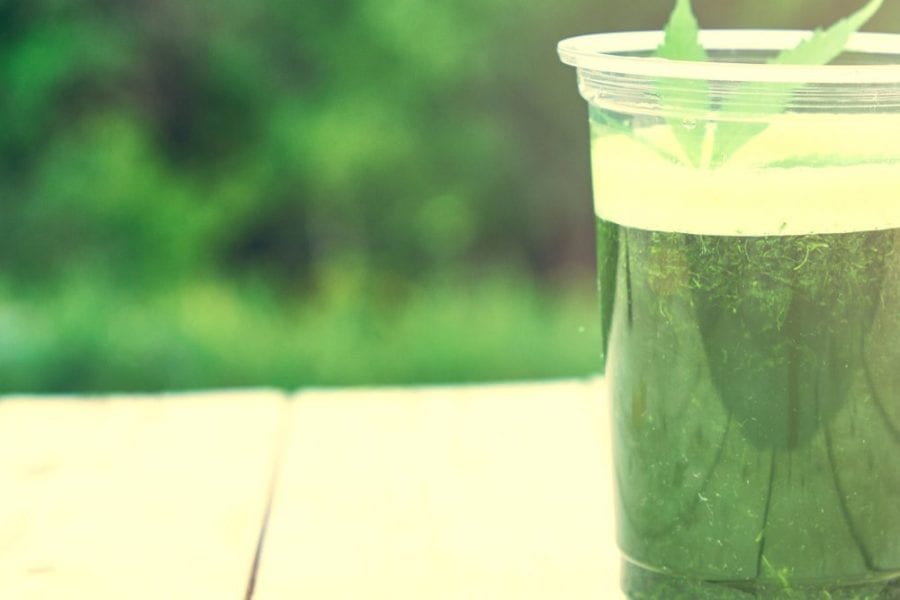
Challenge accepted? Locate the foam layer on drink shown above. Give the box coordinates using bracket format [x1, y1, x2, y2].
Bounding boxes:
[591, 116, 900, 236]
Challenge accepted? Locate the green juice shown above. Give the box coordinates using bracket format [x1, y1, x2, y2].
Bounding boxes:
[592, 117, 900, 598]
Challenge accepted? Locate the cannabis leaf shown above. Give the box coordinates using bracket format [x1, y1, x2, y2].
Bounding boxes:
[654, 0, 710, 166]
[655, 0, 885, 167]
[771, 0, 884, 66]
[656, 0, 707, 63]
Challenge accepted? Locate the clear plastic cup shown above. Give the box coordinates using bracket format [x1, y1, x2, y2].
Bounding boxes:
[559, 30, 900, 599]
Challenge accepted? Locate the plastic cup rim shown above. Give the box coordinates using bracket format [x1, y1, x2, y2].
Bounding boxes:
[558, 30, 900, 84]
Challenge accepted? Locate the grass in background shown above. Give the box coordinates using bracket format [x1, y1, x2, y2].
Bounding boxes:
[0, 275, 601, 393]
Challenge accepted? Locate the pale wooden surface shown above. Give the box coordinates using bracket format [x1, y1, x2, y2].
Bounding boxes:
[253, 379, 620, 599]
[0, 391, 285, 600]
[0, 379, 620, 599]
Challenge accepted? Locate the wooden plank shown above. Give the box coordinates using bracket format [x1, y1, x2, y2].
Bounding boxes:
[253, 379, 622, 600]
[0, 390, 286, 600]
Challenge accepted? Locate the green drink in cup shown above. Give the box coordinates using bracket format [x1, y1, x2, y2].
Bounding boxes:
[559, 1, 900, 597]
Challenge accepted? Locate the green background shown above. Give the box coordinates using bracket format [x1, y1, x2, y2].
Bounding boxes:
[1, 0, 897, 392]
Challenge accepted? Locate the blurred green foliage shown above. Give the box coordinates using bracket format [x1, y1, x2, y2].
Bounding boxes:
[1, 0, 896, 392]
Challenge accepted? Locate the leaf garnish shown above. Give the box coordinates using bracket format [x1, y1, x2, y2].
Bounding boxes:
[653, 0, 885, 167]
[590, 106, 682, 165]
[654, 0, 710, 166]
[656, 0, 708, 63]
[771, 0, 884, 66]
[711, 0, 885, 165]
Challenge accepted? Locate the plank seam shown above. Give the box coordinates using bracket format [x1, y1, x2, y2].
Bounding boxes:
[244, 397, 293, 600]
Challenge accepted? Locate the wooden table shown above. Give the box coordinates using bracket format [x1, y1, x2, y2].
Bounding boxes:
[0, 379, 621, 599]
